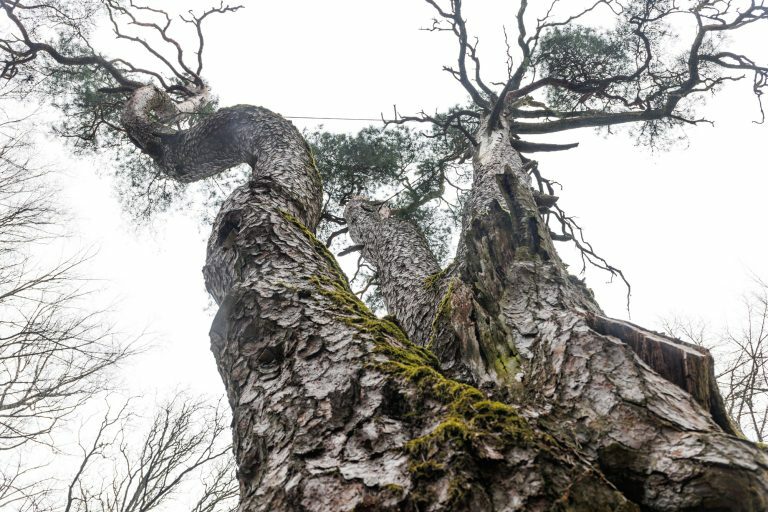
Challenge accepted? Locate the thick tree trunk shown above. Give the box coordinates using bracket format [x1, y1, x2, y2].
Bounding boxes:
[122, 89, 768, 511]
[344, 118, 768, 510]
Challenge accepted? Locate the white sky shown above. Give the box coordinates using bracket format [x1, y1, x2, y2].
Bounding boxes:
[33, 0, 768, 398]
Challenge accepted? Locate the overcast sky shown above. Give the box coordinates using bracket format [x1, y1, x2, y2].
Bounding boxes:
[32, 0, 768, 397]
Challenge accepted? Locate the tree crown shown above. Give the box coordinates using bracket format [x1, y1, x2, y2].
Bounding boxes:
[1, 0, 766, 300]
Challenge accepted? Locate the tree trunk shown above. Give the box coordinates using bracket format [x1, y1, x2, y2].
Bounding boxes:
[344, 118, 767, 510]
[123, 88, 768, 511]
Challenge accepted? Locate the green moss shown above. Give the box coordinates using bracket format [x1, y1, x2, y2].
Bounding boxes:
[401, 385, 533, 460]
[381, 314, 402, 327]
[307, 144, 319, 170]
[281, 207, 538, 503]
[447, 478, 474, 507]
[281, 210, 438, 368]
[405, 418, 470, 453]
[383, 483, 404, 493]
[435, 279, 455, 320]
[303, 141, 323, 185]
[493, 353, 522, 379]
[493, 355, 507, 375]
[408, 460, 445, 479]
[372, 303, 542, 506]
[280, 209, 348, 285]
[757, 442, 767, 451]
[309, 274, 368, 316]
[422, 267, 448, 291]
[379, 339, 536, 492]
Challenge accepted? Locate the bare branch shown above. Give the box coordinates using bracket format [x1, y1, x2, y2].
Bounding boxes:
[422, 0, 491, 111]
[510, 139, 578, 152]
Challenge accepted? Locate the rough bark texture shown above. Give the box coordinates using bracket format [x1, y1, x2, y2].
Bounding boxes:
[346, 117, 768, 510]
[198, 112, 636, 511]
[585, 313, 742, 436]
[120, 87, 768, 511]
[344, 201, 442, 346]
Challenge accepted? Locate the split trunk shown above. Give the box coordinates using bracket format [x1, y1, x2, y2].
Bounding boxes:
[122, 89, 768, 511]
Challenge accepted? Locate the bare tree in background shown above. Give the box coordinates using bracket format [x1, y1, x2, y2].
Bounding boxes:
[721, 283, 768, 442]
[59, 395, 236, 512]
[0, 126, 132, 510]
[2, 0, 768, 510]
[0, 124, 237, 511]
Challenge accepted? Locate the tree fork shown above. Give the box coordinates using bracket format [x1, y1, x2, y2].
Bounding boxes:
[200, 109, 637, 511]
[346, 113, 768, 509]
[117, 83, 768, 510]
[5, 0, 768, 508]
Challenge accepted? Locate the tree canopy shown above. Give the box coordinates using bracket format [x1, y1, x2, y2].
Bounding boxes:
[2, 0, 766, 305]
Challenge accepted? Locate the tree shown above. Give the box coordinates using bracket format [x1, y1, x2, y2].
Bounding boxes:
[0, 127, 129, 510]
[719, 283, 768, 442]
[1, 0, 767, 510]
[60, 395, 236, 512]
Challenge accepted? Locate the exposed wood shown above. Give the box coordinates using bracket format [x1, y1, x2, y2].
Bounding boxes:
[585, 312, 743, 437]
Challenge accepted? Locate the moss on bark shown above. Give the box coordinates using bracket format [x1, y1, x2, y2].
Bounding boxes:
[282, 206, 639, 511]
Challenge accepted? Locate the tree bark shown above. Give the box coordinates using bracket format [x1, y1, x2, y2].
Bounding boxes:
[344, 199, 442, 346]
[344, 116, 768, 510]
[199, 115, 635, 512]
[121, 88, 768, 511]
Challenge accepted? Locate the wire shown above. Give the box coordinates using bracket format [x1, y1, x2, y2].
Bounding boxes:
[284, 115, 383, 122]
